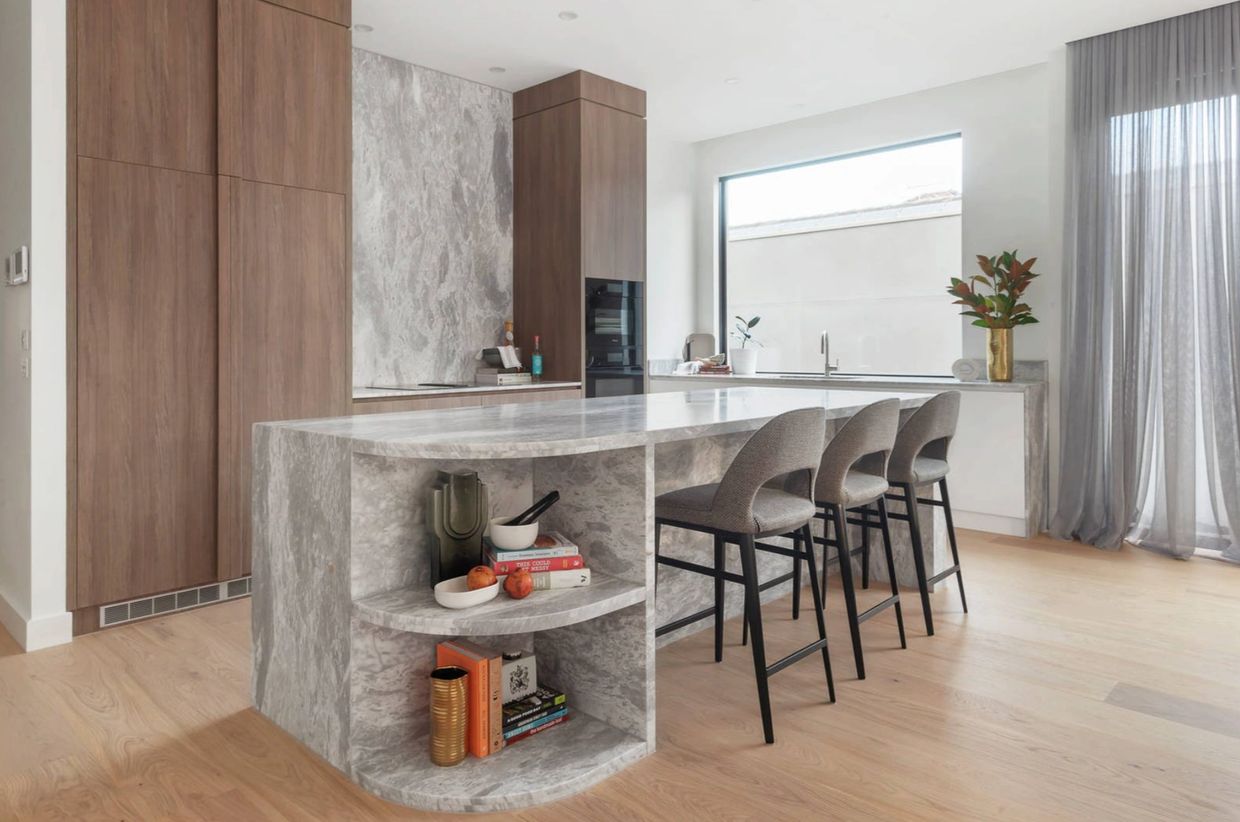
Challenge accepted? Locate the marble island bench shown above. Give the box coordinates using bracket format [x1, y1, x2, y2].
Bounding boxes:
[251, 387, 943, 813]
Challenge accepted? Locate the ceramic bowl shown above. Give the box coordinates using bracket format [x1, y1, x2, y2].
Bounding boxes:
[488, 516, 540, 550]
[433, 575, 500, 609]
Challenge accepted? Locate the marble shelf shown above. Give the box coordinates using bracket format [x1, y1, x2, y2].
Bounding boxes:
[353, 573, 647, 635]
[351, 711, 647, 813]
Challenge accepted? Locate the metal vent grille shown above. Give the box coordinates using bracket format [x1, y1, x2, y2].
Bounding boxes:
[97, 576, 251, 629]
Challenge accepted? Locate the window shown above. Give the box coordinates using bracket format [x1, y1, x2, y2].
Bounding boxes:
[719, 135, 963, 375]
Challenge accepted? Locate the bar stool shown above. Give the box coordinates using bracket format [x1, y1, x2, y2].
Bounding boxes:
[808, 398, 906, 680]
[654, 407, 834, 744]
[883, 391, 967, 636]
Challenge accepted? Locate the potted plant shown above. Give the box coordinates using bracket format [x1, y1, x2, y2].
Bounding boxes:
[729, 315, 762, 375]
[947, 251, 1039, 382]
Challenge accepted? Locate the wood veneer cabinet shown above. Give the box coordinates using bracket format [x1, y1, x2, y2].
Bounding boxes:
[75, 159, 219, 608]
[512, 71, 646, 383]
[69, 0, 351, 625]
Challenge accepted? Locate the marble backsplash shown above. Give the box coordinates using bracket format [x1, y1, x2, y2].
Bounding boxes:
[352, 50, 513, 388]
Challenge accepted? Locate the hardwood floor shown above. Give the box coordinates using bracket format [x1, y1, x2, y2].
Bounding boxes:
[2, 531, 1238, 820]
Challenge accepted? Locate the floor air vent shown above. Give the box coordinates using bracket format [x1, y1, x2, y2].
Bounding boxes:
[98, 576, 251, 628]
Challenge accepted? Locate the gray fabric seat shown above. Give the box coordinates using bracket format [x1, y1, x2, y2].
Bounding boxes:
[904, 456, 949, 485]
[656, 484, 817, 535]
[839, 470, 891, 508]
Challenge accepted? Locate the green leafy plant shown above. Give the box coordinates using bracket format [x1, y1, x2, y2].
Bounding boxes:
[947, 251, 1040, 328]
[731, 315, 763, 348]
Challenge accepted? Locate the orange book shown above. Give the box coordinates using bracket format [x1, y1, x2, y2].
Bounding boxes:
[449, 639, 504, 754]
[436, 640, 490, 758]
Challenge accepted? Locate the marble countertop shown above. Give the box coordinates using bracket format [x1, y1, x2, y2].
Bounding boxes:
[650, 372, 1044, 393]
[262, 386, 929, 459]
[353, 381, 582, 400]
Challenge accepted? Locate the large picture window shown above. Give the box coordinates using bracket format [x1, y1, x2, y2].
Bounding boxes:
[719, 135, 963, 375]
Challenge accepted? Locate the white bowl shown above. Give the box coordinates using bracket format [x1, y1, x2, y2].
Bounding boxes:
[433, 575, 499, 609]
[488, 516, 540, 551]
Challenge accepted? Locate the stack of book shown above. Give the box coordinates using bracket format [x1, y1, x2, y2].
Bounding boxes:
[502, 685, 570, 745]
[476, 366, 531, 386]
[698, 363, 733, 374]
[483, 531, 592, 590]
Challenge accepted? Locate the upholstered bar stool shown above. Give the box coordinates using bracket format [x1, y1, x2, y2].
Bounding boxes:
[653, 407, 834, 744]
[805, 398, 906, 680]
[883, 391, 968, 636]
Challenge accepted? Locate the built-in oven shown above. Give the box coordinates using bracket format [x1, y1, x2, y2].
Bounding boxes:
[585, 278, 644, 398]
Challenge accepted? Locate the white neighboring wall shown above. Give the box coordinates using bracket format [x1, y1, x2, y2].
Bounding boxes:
[646, 136, 696, 362]
[0, 0, 70, 651]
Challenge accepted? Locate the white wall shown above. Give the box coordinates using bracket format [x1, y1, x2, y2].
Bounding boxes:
[0, 0, 34, 646]
[645, 136, 697, 362]
[686, 62, 1066, 509]
[727, 215, 962, 374]
[0, 0, 70, 651]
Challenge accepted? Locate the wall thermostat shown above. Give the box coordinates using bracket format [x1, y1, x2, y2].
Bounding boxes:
[5, 246, 29, 286]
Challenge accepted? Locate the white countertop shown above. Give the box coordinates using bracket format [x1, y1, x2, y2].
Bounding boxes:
[353, 381, 582, 400]
[650, 372, 1044, 393]
[263, 386, 929, 459]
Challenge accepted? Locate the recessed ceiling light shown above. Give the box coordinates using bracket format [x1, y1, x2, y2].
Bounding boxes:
[724, 77, 740, 85]
[489, 66, 507, 74]
[558, 11, 579, 21]
[352, 23, 373, 33]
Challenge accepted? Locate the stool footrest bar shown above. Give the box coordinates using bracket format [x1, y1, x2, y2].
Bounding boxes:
[765, 638, 831, 677]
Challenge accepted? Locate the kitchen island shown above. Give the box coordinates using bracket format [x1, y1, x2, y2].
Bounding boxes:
[251, 388, 935, 812]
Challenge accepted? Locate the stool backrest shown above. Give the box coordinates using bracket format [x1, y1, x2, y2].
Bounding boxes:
[889, 391, 961, 482]
[714, 406, 827, 527]
[815, 398, 900, 502]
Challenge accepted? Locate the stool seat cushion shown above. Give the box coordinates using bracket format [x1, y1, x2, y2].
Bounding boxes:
[890, 456, 949, 485]
[656, 483, 816, 535]
[820, 470, 890, 508]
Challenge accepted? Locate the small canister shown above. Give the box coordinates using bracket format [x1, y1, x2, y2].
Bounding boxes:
[428, 666, 469, 766]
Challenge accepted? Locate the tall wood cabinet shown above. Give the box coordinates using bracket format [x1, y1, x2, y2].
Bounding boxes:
[69, 0, 351, 629]
[512, 72, 646, 383]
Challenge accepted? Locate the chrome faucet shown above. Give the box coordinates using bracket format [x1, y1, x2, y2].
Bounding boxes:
[820, 330, 839, 376]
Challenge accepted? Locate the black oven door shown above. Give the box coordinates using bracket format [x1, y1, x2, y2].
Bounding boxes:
[585, 367, 645, 398]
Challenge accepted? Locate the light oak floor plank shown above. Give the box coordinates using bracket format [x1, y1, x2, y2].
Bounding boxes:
[1, 531, 1237, 821]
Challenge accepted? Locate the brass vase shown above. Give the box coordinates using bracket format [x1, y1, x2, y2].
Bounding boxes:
[429, 666, 469, 767]
[987, 327, 1013, 382]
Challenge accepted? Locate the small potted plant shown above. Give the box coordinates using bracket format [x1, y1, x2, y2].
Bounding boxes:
[947, 252, 1039, 382]
[729, 315, 762, 375]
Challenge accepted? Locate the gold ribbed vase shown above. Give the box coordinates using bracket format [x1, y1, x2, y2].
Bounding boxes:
[987, 327, 1013, 382]
[429, 666, 469, 767]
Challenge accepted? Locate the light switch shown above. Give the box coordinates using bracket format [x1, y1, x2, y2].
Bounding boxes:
[20, 357, 30, 378]
[5, 246, 29, 286]
[20, 329, 30, 351]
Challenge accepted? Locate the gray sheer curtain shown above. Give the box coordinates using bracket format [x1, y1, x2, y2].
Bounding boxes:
[1052, 3, 1240, 561]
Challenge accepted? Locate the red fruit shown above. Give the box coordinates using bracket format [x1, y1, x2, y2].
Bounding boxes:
[504, 568, 534, 599]
[467, 566, 497, 591]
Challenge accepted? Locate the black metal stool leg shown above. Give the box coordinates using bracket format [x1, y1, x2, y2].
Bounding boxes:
[939, 479, 968, 613]
[820, 510, 831, 595]
[739, 535, 774, 743]
[877, 497, 906, 649]
[899, 482, 935, 636]
[801, 524, 835, 703]
[654, 520, 662, 594]
[791, 530, 802, 621]
[860, 505, 871, 589]
[713, 534, 725, 662]
[830, 504, 866, 680]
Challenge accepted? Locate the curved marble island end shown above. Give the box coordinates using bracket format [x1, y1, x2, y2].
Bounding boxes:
[250, 388, 931, 813]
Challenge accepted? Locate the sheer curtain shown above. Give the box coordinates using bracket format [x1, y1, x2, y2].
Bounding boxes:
[1052, 3, 1240, 561]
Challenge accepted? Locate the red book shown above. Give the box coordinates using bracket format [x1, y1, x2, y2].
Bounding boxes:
[505, 712, 570, 745]
[488, 553, 584, 575]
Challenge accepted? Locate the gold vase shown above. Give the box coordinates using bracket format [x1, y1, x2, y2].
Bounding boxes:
[429, 666, 469, 767]
[987, 327, 1013, 382]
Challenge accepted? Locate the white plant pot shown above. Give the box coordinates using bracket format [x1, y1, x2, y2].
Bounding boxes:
[729, 347, 758, 375]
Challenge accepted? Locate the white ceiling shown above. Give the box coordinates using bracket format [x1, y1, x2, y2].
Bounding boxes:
[352, 0, 1215, 143]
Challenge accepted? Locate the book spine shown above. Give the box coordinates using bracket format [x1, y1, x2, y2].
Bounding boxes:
[503, 707, 568, 741]
[503, 698, 567, 731]
[486, 544, 579, 560]
[487, 655, 503, 754]
[435, 644, 490, 758]
[527, 568, 591, 590]
[489, 554, 584, 575]
[505, 713, 570, 745]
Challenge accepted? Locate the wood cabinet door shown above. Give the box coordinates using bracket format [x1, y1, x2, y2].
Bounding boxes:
[218, 0, 350, 194]
[76, 158, 219, 607]
[75, 0, 216, 173]
[218, 178, 350, 578]
[580, 101, 646, 282]
[262, 0, 350, 26]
